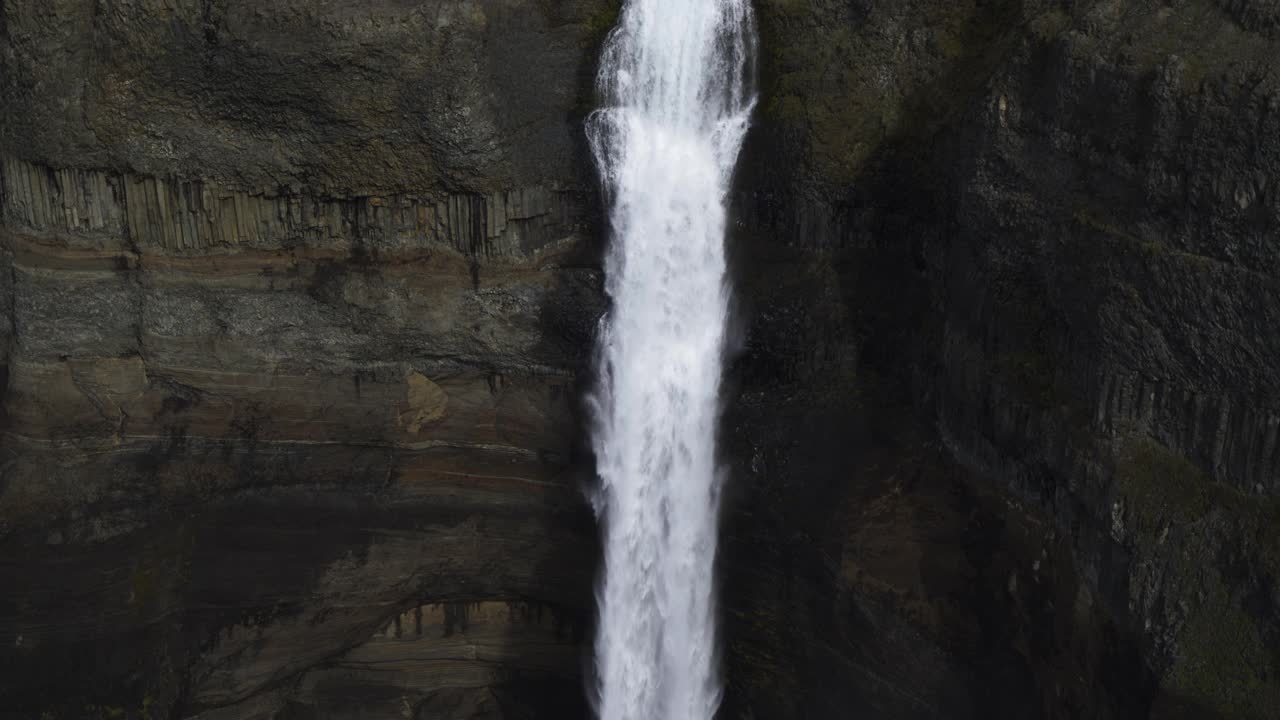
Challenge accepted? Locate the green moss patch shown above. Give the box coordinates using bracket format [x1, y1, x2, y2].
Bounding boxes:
[756, 0, 1032, 187]
[1113, 435, 1280, 718]
[1169, 585, 1280, 719]
[578, 0, 622, 49]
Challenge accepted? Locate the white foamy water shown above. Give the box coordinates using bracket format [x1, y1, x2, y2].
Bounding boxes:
[586, 1, 756, 718]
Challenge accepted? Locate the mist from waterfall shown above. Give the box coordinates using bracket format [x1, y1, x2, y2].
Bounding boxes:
[585, 0, 756, 718]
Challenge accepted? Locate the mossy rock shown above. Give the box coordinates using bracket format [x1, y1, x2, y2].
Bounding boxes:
[1113, 436, 1280, 719]
[577, 0, 622, 49]
[755, 0, 1031, 187]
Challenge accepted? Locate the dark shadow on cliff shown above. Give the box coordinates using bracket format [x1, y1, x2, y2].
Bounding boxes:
[0, 431, 600, 720]
[520, 16, 624, 711]
[0, 443, 385, 718]
[711, 4, 1161, 714]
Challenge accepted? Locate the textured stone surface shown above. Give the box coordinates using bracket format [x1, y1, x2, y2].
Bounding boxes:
[3, 0, 1278, 718]
[0, 1, 607, 717]
[729, 0, 1280, 717]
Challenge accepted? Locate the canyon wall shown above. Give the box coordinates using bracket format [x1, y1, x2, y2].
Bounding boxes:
[1, 1, 1277, 718]
[0, 1, 606, 717]
[724, 1, 1280, 718]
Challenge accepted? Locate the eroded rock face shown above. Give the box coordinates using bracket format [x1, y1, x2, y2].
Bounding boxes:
[0, 1, 606, 717]
[726, 1, 1280, 718]
[2, 0, 1277, 719]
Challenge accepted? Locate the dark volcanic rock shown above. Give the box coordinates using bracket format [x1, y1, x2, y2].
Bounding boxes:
[726, 0, 1280, 718]
[0, 1, 609, 717]
[2, 0, 1277, 718]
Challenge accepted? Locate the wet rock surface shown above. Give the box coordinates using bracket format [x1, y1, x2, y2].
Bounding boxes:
[2, 0, 1277, 718]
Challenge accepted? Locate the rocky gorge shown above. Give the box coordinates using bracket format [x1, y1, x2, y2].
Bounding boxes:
[0, 0, 1277, 718]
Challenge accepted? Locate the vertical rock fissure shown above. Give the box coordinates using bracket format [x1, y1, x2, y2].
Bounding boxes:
[586, 1, 755, 718]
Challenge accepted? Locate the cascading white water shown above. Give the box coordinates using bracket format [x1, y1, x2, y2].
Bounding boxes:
[586, 1, 755, 719]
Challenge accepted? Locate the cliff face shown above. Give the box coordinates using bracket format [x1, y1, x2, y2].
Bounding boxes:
[1, 1, 1277, 719]
[726, 0, 1280, 718]
[0, 1, 606, 717]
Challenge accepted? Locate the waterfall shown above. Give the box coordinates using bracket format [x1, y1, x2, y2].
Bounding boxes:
[586, 0, 756, 718]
